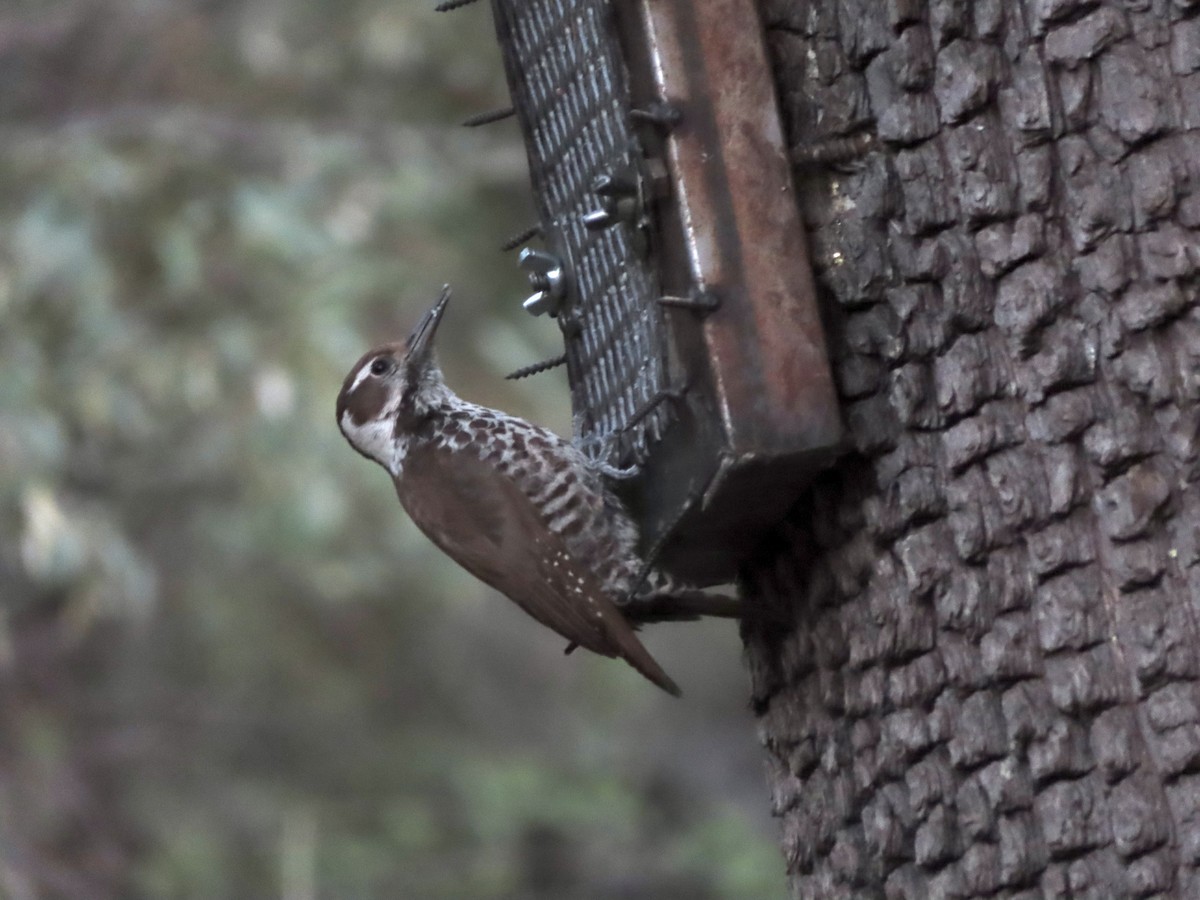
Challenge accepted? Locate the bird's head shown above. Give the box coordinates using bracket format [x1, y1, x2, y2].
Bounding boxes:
[336, 285, 452, 471]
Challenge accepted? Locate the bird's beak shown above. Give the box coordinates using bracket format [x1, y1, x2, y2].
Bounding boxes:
[406, 284, 451, 362]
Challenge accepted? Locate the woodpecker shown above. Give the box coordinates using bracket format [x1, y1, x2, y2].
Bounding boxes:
[336, 286, 736, 696]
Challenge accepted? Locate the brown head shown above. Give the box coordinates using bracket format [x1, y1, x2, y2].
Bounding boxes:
[336, 286, 452, 473]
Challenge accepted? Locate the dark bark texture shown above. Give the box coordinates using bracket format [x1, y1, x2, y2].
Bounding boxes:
[746, 1, 1200, 896]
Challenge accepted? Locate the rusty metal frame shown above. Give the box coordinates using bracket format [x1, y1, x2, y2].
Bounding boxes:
[614, 0, 842, 581]
[492, 0, 842, 583]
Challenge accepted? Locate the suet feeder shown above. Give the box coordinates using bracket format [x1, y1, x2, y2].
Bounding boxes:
[487, 0, 842, 584]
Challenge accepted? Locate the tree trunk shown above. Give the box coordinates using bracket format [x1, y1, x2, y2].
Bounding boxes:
[746, 1, 1200, 896]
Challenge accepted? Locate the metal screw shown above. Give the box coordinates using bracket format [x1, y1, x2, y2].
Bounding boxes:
[630, 100, 682, 129]
[790, 133, 876, 168]
[518, 248, 565, 316]
[461, 106, 515, 127]
[505, 353, 568, 380]
[582, 209, 616, 231]
[658, 290, 721, 314]
[593, 173, 638, 198]
[499, 224, 542, 252]
[582, 168, 643, 232]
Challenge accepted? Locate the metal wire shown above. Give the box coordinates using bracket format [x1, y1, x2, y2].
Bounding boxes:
[494, 0, 672, 470]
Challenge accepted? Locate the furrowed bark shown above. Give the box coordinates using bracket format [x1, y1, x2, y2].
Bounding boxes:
[745, 1, 1200, 896]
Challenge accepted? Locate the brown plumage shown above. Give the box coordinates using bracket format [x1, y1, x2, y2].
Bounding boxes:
[398, 440, 679, 694]
[336, 287, 736, 696]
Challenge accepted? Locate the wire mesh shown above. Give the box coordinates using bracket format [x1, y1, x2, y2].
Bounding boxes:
[493, 0, 672, 470]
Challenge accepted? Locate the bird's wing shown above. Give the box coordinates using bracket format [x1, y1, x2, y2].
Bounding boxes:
[396, 442, 679, 696]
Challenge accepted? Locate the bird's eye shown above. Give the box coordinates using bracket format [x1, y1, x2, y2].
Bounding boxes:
[370, 358, 391, 376]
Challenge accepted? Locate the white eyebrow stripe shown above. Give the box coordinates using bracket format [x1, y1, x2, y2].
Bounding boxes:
[348, 362, 375, 395]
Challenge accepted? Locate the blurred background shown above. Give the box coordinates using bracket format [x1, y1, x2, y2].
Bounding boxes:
[0, 1, 783, 896]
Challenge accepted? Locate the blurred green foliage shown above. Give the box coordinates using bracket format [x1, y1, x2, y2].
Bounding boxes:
[0, 1, 783, 897]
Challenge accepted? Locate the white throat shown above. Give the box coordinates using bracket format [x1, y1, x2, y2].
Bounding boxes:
[340, 372, 456, 478]
[341, 404, 407, 476]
